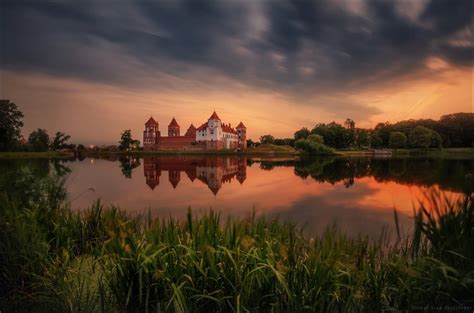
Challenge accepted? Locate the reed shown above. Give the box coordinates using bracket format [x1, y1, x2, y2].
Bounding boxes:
[1, 177, 472, 312]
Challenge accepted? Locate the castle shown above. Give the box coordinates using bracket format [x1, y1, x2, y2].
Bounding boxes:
[143, 111, 247, 151]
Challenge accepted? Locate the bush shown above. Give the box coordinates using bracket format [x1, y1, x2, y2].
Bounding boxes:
[389, 132, 407, 149]
[408, 126, 433, 149]
[295, 135, 334, 155]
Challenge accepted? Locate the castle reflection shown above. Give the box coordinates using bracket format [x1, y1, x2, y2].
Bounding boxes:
[144, 156, 247, 194]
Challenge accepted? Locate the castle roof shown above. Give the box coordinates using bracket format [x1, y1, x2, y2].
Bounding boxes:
[168, 118, 180, 128]
[236, 121, 246, 128]
[196, 122, 207, 131]
[222, 124, 237, 134]
[145, 117, 158, 125]
[208, 111, 221, 121]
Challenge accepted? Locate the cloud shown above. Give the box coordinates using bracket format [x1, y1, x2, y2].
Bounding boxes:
[1, 0, 472, 130]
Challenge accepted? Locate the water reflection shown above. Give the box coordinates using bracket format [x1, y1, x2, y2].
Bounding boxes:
[143, 156, 247, 194]
[1, 155, 472, 237]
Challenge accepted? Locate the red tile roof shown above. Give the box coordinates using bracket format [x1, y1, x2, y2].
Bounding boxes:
[168, 118, 180, 128]
[222, 124, 237, 134]
[209, 111, 221, 120]
[146, 117, 158, 125]
[236, 121, 246, 128]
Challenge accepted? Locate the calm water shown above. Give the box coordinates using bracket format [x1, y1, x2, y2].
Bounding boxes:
[1, 155, 472, 237]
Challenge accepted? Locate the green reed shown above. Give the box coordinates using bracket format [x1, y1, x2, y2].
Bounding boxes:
[0, 177, 473, 312]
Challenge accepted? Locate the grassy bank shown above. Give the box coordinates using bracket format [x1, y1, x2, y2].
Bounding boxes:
[338, 147, 474, 158]
[0, 151, 73, 159]
[1, 177, 473, 312]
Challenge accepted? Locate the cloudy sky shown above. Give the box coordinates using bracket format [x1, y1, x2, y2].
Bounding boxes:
[1, 0, 472, 144]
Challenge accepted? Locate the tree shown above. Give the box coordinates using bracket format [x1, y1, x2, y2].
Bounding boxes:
[0, 100, 24, 151]
[408, 126, 432, 149]
[430, 130, 443, 149]
[307, 134, 324, 144]
[370, 132, 383, 148]
[28, 129, 50, 152]
[356, 129, 370, 148]
[119, 130, 133, 151]
[246, 139, 256, 147]
[294, 127, 310, 140]
[389, 132, 407, 149]
[51, 131, 71, 150]
[259, 135, 275, 144]
[294, 134, 334, 155]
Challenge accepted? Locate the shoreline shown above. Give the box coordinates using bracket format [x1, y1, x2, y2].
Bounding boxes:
[0, 147, 473, 159]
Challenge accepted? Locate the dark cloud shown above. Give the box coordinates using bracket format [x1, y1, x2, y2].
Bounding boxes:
[1, 0, 472, 98]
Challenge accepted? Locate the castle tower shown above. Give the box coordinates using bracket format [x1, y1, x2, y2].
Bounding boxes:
[144, 117, 160, 148]
[168, 118, 180, 137]
[184, 124, 196, 137]
[236, 121, 247, 149]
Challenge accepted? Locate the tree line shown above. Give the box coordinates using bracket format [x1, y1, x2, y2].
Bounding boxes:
[255, 114, 473, 151]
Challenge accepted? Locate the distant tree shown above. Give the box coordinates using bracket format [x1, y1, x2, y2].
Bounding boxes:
[294, 134, 334, 155]
[246, 139, 256, 147]
[77, 144, 86, 150]
[408, 126, 432, 149]
[259, 135, 275, 144]
[311, 122, 351, 149]
[28, 129, 50, 152]
[344, 118, 355, 129]
[430, 130, 443, 149]
[119, 130, 133, 151]
[307, 134, 324, 144]
[51, 131, 71, 150]
[389, 132, 407, 149]
[294, 127, 310, 140]
[274, 138, 295, 147]
[356, 129, 370, 148]
[370, 132, 383, 148]
[0, 100, 24, 151]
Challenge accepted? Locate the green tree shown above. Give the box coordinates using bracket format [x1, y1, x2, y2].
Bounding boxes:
[430, 130, 443, 149]
[389, 132, 407, 149]
[356, 129, 370, 148]
[370, 132, 383, 148]
[259, 135, 275, 144]
[307, 134, 324, 144]
[51, 131, 71, 150]
[28, 129, 50, 152]
[408, 126, 432, 149]
[246, 139, 255, 147]
[294, 134, 334, 155]
[119, 130, 133, 151]
[294, 127, 310, 140]
[0, 100, 24, 151]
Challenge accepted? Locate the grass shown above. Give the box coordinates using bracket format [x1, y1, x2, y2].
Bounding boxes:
[1, 177, 473, 312]
[0, 151, 73, 159]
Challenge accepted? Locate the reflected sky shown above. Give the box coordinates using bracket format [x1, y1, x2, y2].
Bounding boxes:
[61, 156, 471, 237]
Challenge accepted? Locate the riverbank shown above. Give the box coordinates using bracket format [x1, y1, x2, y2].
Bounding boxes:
[0, 151, 74, 159]
[1, 147, 473, 159]
[338, 147, 474, 158]
[1, 177, 473, 312]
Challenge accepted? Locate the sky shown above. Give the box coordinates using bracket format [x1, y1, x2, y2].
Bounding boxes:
[1, 0, 473, 144]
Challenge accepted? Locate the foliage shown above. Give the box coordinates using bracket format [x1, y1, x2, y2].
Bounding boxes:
[311, 122, 352, 149]
[273, 138, 295, 147]
[51, 131, 72, 150]
[0, 100, 24, 151]
[370, 132, 383, 148]
[356, 129, 370, 148]
[1, 172, 473, 312]
[119, 130, 140, 151]
[430, 131, 443, 149]
[259, 134, 275, 144]
[294, 127, 310, 141]
[295, 134, 334, 155]
[28, 128, 51, 152]
[389, 132, 407, 149]
[408, 126, 433, 149]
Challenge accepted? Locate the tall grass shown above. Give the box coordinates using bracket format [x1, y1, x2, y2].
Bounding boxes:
[1, 177, 473, 312]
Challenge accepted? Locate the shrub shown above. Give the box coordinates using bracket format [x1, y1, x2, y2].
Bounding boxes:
[389, 132, 407, 149]
[408, 126, 433, 149]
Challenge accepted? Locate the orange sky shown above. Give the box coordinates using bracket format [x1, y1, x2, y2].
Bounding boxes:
[1, 63, 471, 145]
[1, 1, 472, 145]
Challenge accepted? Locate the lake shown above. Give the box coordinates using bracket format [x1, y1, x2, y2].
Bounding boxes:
[1, 155, 472, 237]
